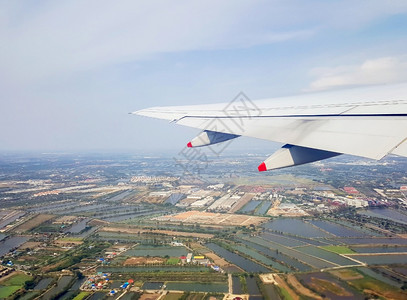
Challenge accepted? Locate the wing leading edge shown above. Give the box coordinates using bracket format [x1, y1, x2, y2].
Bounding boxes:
[133, 84, 407, 171]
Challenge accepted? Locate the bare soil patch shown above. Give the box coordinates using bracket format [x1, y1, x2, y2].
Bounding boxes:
[124, 257, 165, 266]
[14, 214, 54, 232]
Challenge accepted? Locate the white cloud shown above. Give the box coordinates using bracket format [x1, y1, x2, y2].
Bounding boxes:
[308, 56, 407, 91]
[1, 0, 407, 87]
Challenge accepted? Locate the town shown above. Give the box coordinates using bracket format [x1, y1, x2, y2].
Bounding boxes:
[1, 152, 407, 300]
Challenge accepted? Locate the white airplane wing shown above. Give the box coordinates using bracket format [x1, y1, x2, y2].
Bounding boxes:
[133, 84, 407, 171]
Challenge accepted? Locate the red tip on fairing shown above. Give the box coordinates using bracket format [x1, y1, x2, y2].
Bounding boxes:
[187, 142, 193, 148]
[258, 162, 267, 172]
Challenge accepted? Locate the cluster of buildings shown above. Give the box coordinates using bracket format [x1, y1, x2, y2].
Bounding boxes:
[180, 253, 221, 271]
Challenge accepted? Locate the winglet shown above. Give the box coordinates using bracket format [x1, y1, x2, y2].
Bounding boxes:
[258, 162, 267, 172]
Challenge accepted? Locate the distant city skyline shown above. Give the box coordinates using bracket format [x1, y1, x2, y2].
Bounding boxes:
[1, 1, 407, 152]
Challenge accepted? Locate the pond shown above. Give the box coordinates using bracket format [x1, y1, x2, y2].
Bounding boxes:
[260, 232, 308, 247]
[41, 276, 73, 300]
[351, 246, 407, 253]
[263, 219, 332, 238]
[240, 200, 262, 213]
[256, 201, 272, 215]
[241, 236, 336, 270]
[246, 276, 261, 298]
[232, 276, 242, 294]
[0, 236, 29, 256]
[64, 218, 89, 234]
[88, 292, 105, 300]
[124, 245, 187, 257]
[0, 211, 25, 230]
[236, 237, 311, 272]
[205, 243, 269, 273]
[350, 254, 407, 265]
[309, 220, 367, 237]
[34, 278, 53, 290]
[337, 237, 407, 245]
[359, 208, 407, 225]
[142, 282, 164, 290]
[295, 246, 358, 266]
[165, 282, 228, 293]
[231, 244, 292, 273]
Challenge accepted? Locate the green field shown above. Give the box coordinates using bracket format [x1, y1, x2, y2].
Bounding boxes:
[0, 273, 33, 298]
[72, 291, 90, 300]
[0, 285, 22, 298]
[163, 292, 184, 300]
[166, 258, 181, 265]
[350, 276, 407, 299]
[276, 286, 293, 300]
[321, 246, 355, 254]
[4, 273, 32, 286]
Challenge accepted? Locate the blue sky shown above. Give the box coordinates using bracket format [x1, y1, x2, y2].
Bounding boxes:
[1, 0, 407, 153]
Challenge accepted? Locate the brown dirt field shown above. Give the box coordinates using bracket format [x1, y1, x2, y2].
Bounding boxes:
[363, 288, 407, 300]
[229, 193, 255, 213]
[42, 258, 69, 273]
[124, 257, 165, 266]
[14, 214, 54, 232]
[287, 274, 322, 299]
[140, 293, 161, 300]
[189, 242, 208, 253]
[101, 227, 214, 239]
[0, 271, 20, 283]
[274, 275, 300, 300]
[156, 211, 267, 226]
[173, 211, 217, 220]
[309, 278, 351, 297]
[53, 215, 78, 224]
[330, 269, 363, 281]
[54, 239, 83, 246]
[89, 219, 110, 226]
[18, 241, 42, 250]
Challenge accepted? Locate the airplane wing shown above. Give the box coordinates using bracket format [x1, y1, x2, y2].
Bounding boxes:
[132, 84, 407, 171]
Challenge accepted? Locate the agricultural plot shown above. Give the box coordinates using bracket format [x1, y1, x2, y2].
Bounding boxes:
[231, 244, 292, 273]
[337, 237, 407, 245]
[260, 232, 308, 247]
[124, 245, 188, 257]
[165, 282, 228, 293]
[0, 273, 32, 299]
[244, 236, 337, 270]
[13, 214, 54, 232]
[255, 201, 272, 215]
[358, 267, 403, 288]
[236, 237, 312, 272]
[297, 272, 364, 299]
[309, 220, 367, 237]
[321, 246, 355, 254]
[348, 271, 407, 299]
[239, 200, 262, 213]
[205, 243, 269, 273]
[348, 254, 407, 265]
[296, 246, 360, 267]
[263, 219, 333, 238]
[97, 266, 209, 273]
[350, 246, 407, 253]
